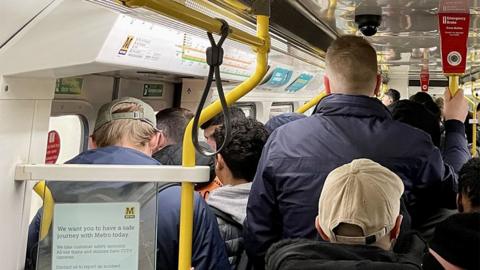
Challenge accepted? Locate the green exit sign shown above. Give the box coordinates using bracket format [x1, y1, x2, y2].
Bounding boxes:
[55, 78, 83, 95]
[143, 83, 164, 97]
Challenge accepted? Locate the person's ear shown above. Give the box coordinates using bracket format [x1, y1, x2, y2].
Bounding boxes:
[216, 154, 225, 171]
[149, 132, 162, 153]
[156, 132, 167, 150]
[457, 193, 464, 213]
[374, 74, 381, 96]
[324, 75, 331, 94]
[390, 215, 403, 241]
[89, 136, 97, 150]
[315, 216, 330, 241]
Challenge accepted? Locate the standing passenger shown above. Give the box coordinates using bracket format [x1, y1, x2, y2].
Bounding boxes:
[381, 88, 400, 106]
[201, 106, 246, 150]
[423, 213, 480, 270]
[153, 108, 218, 188]
[264, 113, 306, 134]
[244, 35, 470, 269]
[207, 118, 269, 269]
[26, 98, 229, 270]
[457, 158, 480, 213]
[265, 159, 425, 269]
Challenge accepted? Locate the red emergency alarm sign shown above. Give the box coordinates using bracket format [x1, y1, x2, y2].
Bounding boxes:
[420, 67, 430, 92]
[438, 0, 470, 74]
[45, 130, 61, 164]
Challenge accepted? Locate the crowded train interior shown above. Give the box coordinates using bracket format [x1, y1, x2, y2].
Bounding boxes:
[1, 0, 479, 270]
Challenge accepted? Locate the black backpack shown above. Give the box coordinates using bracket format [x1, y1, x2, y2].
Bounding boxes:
[210, 206, 253, 270]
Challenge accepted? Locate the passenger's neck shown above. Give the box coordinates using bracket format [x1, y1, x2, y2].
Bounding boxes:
[219, 173, 248, 186]
[115, 141, 151, 156]
[372, 235, 393, 251]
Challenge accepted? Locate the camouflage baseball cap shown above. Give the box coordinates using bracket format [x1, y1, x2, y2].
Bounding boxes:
[94, 97, 157, 131]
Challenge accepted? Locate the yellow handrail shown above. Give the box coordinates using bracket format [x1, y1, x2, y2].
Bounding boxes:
[465, 96, 478, 157]
[296, 91, 327, 114]
[449, 75, 460, 97]
[121, 0, 264, 48]
[33, 180, 54, 240]
[179, 16, 270, 270]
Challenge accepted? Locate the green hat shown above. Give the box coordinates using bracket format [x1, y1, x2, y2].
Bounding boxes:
[94, 97, 157, 131]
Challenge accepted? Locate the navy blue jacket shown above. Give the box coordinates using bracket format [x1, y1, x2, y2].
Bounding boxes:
[26, 146, 229, 270]
[244, 94, 469, 268]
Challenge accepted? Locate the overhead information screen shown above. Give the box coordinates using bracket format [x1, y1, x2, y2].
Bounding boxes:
[98, 15, 256, 81]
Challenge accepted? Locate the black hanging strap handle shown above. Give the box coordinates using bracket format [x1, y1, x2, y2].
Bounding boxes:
[191, 19, 232, 157]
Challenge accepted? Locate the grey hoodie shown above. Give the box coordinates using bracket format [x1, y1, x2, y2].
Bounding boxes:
[207, 182, 252, 224]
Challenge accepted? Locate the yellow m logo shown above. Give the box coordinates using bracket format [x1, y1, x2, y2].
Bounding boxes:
[125, 207, 135, 216]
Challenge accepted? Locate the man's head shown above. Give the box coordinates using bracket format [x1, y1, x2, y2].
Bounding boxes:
[201, 106, 246, 150]
[155, 108, 194, 150]
[213, 118, 268, 185]
[316, 159, 404, 250]
[457, 158, 480, 213]
[409, 92, 442, 121]
[382, 88, 400, 106]
[324, 35, 380, 96]
[92, 97, 160, 156]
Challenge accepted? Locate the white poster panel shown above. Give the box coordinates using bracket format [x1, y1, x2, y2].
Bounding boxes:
[52, 202, 140, 270]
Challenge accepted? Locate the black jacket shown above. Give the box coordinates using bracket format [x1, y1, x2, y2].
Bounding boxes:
[211, 207, 244, 269]
[265, 233, 427, 270]
[153, 143, 215, 182]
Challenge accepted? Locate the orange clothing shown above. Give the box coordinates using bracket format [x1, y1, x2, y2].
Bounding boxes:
[196, 177, 223, 200]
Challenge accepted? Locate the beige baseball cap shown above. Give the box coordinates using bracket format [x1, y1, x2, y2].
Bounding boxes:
[94, 97, 157, 132]
[318, 158, 404, 245]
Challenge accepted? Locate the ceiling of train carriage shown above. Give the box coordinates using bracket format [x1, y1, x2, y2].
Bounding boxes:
[287, 0, 480, 81]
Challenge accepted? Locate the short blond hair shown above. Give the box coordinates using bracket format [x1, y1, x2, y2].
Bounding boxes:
[92, 102, 158, 148]
[325, 35, 378, 95]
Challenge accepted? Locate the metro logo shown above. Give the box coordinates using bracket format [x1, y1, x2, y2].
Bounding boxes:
[119, 35, 135, 55]
[124, 207, 136, 219]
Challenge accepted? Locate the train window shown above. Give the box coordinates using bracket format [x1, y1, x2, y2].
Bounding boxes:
[30, 115, 88, 222]
[236, 102, 257, 119]
[47, 115, 88, 164]
[270, 102, 294, 118]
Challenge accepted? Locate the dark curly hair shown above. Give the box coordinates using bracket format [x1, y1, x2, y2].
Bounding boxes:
[200, 106, 246, 130]
[459, 158, 480, 208]
[213, 118, 269, 182]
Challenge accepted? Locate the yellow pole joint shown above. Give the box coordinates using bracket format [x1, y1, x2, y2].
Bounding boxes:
[296, 91, 327, 114]
[179, 15, 270, 270]
[449, 75, 460, 97]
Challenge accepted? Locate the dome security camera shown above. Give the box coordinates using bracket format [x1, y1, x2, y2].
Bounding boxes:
[355, 14, 382, 36]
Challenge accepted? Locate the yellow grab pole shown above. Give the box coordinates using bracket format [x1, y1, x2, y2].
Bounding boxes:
[449, 75, 460, 97]
[465, 96, 478, 157]
[33, 181, 54, 240]
[473, 108, 478, 157]
[296, 91, 327, 114]
[179, 15, 270, 270]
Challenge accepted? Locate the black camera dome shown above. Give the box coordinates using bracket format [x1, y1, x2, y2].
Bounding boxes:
[355, 14, 382, 36]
